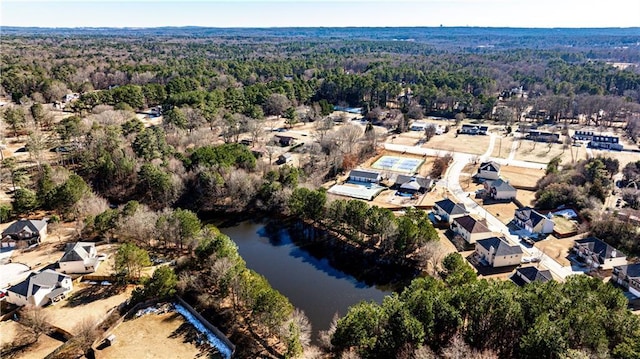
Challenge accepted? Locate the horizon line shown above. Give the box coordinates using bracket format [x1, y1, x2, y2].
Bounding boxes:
[4, 25, 640, 30]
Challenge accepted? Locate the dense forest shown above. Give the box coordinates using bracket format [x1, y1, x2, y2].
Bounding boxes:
[1, 27, 640, 358]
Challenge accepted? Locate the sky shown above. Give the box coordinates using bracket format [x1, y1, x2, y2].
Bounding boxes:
[1, 0, 639, 28]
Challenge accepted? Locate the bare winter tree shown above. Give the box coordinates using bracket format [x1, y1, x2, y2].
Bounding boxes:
[19, 306, 52, 341]
[336, 124, 363, 154]
[314, 117, 334, 143]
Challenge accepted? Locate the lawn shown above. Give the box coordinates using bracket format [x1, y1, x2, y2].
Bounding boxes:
[500, 166, 545, 189]
[534, 236, 578, 267]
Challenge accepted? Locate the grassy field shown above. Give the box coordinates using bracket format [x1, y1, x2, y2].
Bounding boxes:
[501, 166, 545, 189]
[491, 136, 514, 159]
[421, 131, 491, 155]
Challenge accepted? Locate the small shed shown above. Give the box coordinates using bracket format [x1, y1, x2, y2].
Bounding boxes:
[104, 334, 116, 346]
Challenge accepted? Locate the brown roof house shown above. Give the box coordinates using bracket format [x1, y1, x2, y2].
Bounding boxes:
[1, 219, 47, 249]
[451, 215, 492, 244]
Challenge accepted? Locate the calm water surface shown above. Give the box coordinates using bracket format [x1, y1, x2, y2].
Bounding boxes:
[220, 220, 392, 335]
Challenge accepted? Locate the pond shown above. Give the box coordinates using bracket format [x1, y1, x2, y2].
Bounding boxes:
[219, 219, 411, 339]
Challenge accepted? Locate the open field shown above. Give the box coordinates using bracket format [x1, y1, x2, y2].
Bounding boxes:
[500, 166, 545, 189]
[474, 198, 518, 225]
[420, 130, 490, 156]
[516, 189, 537, 207]
[97, 310, 206, 359]
[514, 141, 576, 164]
[43, 283, 133, 335]
[590, 148, 640, 168]
[491, 135, 515, 159]
[534, 235, 579, 267]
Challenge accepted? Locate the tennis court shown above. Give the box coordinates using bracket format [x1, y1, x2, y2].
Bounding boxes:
[371, 155, 424, 174]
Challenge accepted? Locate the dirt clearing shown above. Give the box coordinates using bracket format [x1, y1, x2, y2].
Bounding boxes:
[97, 310, 206, 359]
[534, 236, 578, 267]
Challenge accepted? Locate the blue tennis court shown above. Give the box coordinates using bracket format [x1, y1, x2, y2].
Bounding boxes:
[371, 155, 424, 174]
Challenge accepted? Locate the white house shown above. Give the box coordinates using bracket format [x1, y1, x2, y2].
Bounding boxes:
[573, 237, 627, 270]
[484, 179, 517, 200]
[477, 161, 501, 180]
[59, 242, 101, 274]
[451, 215, 492, 244]
[6, 269, 73, 307]
[475, 237, 523, 267]
[612, 263, 640, 297]
[433, 198, 467, 223]
[513, 207, 554, 235]
[349, 169, 382, 184]
[1, 219, 48, 249]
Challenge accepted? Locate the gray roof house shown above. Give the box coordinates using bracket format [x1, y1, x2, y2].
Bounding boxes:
[475, 236, 524, 267]
[573, 237, 627, 270]
[6, 269, 73, 307]
[512, 266, 553, 286]
[612, 263, 640, 297]
[514, 207, 555, 235]
[1, 219, 48, 249]
[59, 242, 101, 274]
[349, 169, 382, 183]
[477, 161, 501, 180]
[394, 174, 433, 193]
[433, 198, 467, 223]
[484, 179, 517, 200]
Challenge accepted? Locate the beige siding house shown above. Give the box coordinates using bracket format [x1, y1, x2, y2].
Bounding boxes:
[451, 215, 492, 244]
[476, 237, 523, 267]
[433, 198, 467, 223]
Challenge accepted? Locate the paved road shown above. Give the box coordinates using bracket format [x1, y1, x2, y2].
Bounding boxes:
[384, 138, 583, 280]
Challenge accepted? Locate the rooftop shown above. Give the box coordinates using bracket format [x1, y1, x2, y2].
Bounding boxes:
[477, 236, 523, 256]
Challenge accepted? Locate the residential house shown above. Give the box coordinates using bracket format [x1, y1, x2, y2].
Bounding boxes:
[475, 236, 523, 267]
[612, 263, 640, 297]
[484, 179, 517, 200]
[349, 169, 382, 184]
[274, 135, 296, 147]
[277, 153, 293, 165]
[513, 207, 555, 235]
[459, 124, 488, 135]
[525, 131, 559, 143]
[451, 215, 491, 244]
[572, 130, 594, 142]
[477, 161, 501, 180]
[589, 135, 623, 151]
[6, 269, 73, 307]
[573, 237, 627, 270]
[433, 198, 467, 223]
[393, 174, 433, 194]
[1, 219, 48, 249]
[58, 242, 101, 274]
[511, 266, 553, 286]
